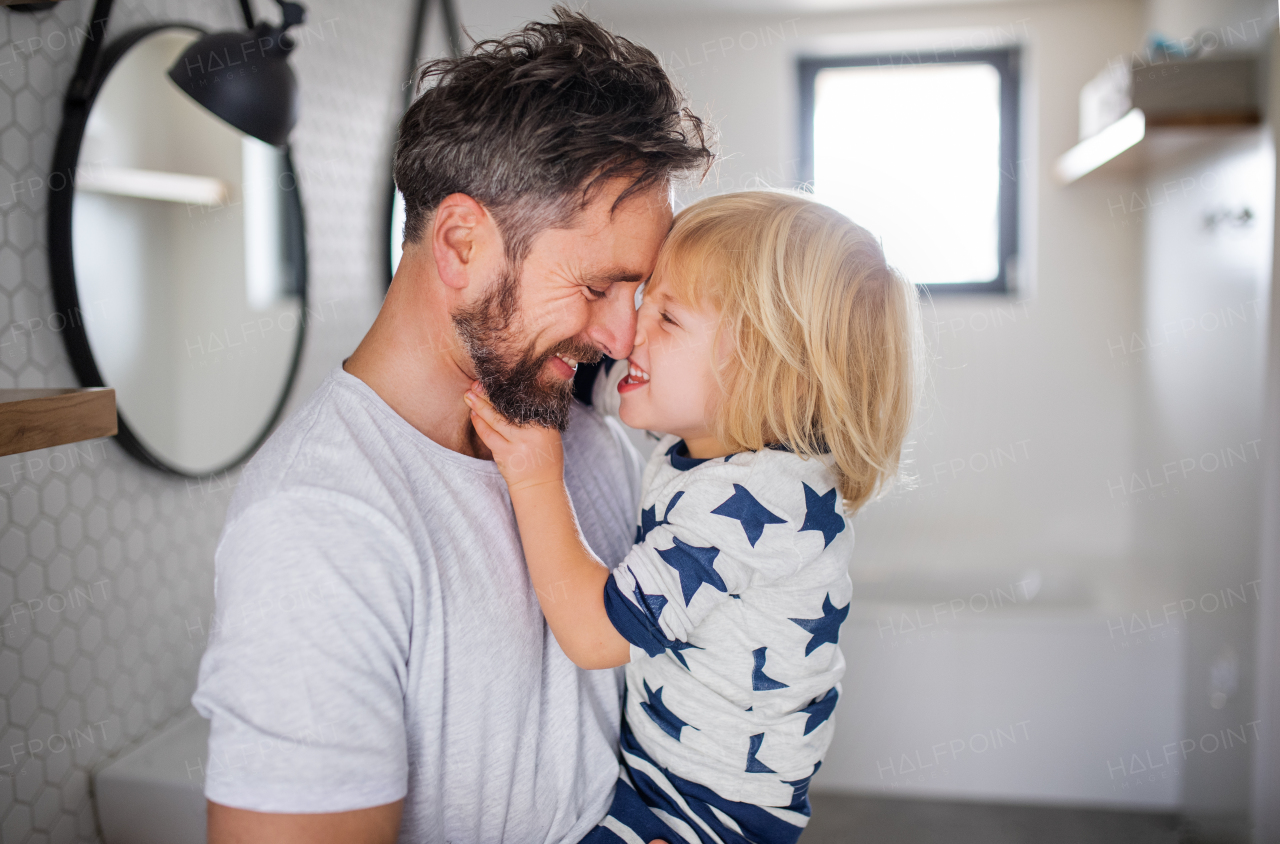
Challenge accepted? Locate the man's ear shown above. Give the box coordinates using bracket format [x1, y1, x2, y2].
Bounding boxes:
[432, 193, 496, 291]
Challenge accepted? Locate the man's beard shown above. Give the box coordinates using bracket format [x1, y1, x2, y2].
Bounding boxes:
[452, 264, 602, 431]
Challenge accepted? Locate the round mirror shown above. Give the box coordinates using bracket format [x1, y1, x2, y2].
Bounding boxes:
[50, 25, 307, 477]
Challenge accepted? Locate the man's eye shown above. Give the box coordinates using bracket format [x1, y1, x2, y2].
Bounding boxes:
[585, 287, 609, 301]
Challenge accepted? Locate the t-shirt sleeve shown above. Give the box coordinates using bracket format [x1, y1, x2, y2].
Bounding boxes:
[604, 469, 803, 656]
[191, 490, 417, 813]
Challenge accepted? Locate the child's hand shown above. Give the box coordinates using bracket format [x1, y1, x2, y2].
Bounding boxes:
[464, 382, 565, 492]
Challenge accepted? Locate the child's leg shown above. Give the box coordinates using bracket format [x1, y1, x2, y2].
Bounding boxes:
[633, 768, 810, 844]
[582, 772, 683, 844]
[610, 720, 811, 844]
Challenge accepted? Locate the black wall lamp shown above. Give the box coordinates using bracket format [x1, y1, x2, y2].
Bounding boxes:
[167, 0, 308, 146]
[56, 0, 307, 145]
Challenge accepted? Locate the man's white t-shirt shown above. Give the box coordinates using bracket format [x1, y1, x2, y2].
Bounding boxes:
[192, 367, 644, 843]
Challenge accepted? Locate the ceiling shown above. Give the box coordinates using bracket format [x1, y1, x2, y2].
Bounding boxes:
[588, 0, 1035, 14]
[458, 0, 1048, 37]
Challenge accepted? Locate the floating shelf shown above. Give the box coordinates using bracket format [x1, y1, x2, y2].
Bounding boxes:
[77, 165, 231, 206]
[1055, 108, 1260, 184]
[0, 388, 116, 458]
[1059, 51, 1261, 185]
[1056, 109, 1147, 183]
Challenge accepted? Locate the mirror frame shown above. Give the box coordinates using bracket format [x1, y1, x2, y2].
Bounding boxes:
[385, 0, 464, 290]
[48, 23, 309, 478]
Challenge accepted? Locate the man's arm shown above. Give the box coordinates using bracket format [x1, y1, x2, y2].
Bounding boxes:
[194, 496, 415, 823]
[207, 799, 404, 844]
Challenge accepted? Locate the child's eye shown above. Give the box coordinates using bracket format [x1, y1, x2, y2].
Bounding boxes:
[660, 310, 678, 326]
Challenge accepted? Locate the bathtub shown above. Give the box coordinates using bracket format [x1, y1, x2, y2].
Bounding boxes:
[812, 570, 1185, 810]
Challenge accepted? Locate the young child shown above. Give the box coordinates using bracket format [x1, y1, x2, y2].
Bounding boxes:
[464, 190, 920, 844]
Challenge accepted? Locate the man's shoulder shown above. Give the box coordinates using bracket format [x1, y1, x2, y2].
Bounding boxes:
[227, 369, 410, 528]
[215, 374, 419, 587]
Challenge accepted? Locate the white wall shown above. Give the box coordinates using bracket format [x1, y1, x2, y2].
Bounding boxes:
[1251, 28, 1280, 844]
[1135, 130, 1272, 827]
[1136, 0, 1276, 832]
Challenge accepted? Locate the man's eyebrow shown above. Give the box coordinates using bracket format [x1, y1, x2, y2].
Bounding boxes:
[581, 269, 646, 285]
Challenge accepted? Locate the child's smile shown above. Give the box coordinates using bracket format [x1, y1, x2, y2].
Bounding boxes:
[617, 359, 649, 392]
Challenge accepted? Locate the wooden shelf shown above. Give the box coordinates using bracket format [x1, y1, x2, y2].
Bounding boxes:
[1056, 108, 1261, 184]
[1055, 109, 1147, 184]
[0, 388, 116, 458]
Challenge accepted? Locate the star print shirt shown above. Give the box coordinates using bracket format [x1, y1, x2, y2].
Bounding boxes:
[604, 434, 853, 808]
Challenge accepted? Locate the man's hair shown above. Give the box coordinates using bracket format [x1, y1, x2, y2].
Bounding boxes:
[393, 7, 714, 265]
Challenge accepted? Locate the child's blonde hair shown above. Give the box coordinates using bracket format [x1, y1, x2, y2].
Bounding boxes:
[658, 190, 922, 514]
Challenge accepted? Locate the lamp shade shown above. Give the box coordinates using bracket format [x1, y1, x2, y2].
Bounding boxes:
[167, 18, 301, 147]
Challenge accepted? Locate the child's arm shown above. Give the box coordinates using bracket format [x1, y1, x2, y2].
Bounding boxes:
[464, 384, 630, 670]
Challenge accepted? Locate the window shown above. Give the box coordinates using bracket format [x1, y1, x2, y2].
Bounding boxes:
[799, 49, 1020, 294]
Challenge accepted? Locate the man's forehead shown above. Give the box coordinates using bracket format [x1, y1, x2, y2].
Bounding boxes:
[573, 194, 671, 278]
[579, 178, 673, 227]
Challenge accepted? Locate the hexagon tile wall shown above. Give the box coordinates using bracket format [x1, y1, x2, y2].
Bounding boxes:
[0, 1, 404, 841]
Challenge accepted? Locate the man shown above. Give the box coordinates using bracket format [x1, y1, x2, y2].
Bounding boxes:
[191, 9, 712, 843]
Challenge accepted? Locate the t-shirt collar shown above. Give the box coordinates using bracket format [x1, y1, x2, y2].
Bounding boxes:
[665, 439, 713, 471]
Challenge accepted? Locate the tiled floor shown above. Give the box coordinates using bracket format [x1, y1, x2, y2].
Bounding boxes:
[804, 792, 1185, 844]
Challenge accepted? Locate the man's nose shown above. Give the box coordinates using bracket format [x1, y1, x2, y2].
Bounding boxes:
[586, 285, 638, 360]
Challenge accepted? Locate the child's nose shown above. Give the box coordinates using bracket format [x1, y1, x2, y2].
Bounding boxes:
[631, 314, 650, 348]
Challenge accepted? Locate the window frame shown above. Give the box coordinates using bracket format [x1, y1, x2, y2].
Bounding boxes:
[798, 48, 1021, 295]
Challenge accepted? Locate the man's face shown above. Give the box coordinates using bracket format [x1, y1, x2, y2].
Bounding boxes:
[453, 180, 672, 430]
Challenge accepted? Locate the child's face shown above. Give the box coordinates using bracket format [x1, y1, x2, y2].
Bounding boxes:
[617, 270, 727, 449]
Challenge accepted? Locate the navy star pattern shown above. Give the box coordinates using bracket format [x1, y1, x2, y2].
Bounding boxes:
[799, 483, 845, 548]
[657, 537, 725, 605]
[632, 582, 667, 623]
[636, 490, 685, 543]
[746, 732, 776, 773]
[666, 638, 702, 669]
[789, 593, 850, 656]
[800, 688, 839, 735]
[626, 582, 702, 669]
[751, 646, 789, 691]
[711, 484, 787, 546]
[641, 680, 694, 741]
